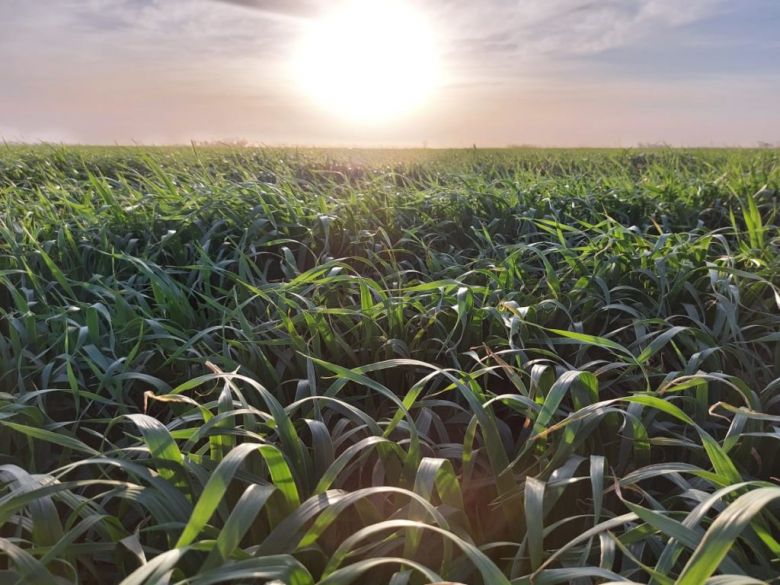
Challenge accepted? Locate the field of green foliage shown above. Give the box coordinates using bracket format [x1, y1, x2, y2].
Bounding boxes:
[0, 146, 778, 584]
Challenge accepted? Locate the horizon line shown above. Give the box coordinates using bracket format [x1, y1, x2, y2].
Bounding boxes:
[3, 140, 779, 151]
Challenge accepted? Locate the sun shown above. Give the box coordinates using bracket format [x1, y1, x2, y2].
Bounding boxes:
[294, 0, 440, 123]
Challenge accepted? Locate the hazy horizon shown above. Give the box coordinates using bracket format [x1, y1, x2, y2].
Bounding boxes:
[2, 0, 779, 147]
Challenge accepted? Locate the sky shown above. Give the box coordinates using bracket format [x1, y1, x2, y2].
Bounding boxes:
[1, 0, 779, 147]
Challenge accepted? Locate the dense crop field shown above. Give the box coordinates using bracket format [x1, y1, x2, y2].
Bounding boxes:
[0, 146, 779, 584]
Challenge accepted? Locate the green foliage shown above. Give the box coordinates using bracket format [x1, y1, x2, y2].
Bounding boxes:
[0, 145, 778, 583]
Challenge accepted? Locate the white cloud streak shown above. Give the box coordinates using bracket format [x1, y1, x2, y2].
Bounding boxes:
[428, 0, 727, 79]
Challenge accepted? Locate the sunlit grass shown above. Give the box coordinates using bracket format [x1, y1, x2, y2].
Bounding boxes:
[0, 145, 778, 583]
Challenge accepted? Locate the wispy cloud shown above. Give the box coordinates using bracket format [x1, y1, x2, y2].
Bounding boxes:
[211, 0, 318, 19]
[0, 0, 729, 70]
[431, 0, 728, 78]
[0, 0, 293, 60]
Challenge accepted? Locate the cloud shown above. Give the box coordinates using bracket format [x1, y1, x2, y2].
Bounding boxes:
[0, 0, 726, 66]
[210, 0, 319, 19]
[0, 0, 298, 58]
[430, 0, 727, 77]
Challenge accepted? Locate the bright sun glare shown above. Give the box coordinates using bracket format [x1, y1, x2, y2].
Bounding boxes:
[295, 0, 440, 123]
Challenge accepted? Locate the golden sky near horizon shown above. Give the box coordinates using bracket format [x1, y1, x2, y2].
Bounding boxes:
[1, 0, 779, 147]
